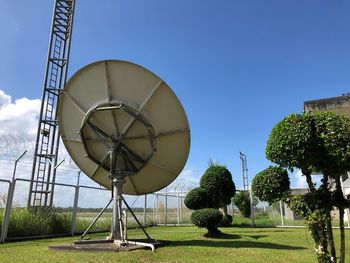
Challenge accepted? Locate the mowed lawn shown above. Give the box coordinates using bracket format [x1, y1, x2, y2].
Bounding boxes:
[1, 226, 350, 263]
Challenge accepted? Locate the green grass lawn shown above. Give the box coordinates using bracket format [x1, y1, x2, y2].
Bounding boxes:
[1, 226, 350, 263]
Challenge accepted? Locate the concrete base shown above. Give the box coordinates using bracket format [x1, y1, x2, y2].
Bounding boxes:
[49, 239, 164, 252]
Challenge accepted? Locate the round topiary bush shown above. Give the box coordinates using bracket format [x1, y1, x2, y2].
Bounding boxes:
[265, 113, 322, 172]
[191, 208, 223, 235]
[200, 165, 236, 208]
[184, 187, 210, 210]
[252, 166, 290, 205]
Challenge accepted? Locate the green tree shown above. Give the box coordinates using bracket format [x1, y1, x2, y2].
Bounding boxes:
[184, 187, 211, 210]
[190, 208, 223, 236]
[184, 164, 236, 236]
[263, 112, 350, 262]
[312, 112, 350, 263]
[200, 165, 236, 215]
[252, 166, 290, 205]
[232, 191, 252, 218]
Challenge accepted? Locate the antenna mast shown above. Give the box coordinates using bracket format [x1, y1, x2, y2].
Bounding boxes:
[239, 152, 249, 190]
[28, 0, 76, 206]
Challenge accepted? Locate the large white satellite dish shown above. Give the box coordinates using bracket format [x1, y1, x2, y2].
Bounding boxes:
[58, 60, 190, 195]
[57, 60, 190, 249]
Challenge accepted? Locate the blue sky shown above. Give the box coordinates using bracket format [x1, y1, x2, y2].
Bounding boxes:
[1, 0, 350, 189]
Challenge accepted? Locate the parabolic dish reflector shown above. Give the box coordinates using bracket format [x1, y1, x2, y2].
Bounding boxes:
[58, 60, 190, 195]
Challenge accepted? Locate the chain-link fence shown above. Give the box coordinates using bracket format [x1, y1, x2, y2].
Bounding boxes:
[1, 176, 350, 243]
[74, 185, 111, 234]
[238, 188, 350, 228]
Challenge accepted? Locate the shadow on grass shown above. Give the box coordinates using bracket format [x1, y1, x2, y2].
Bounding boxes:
[169, 234, 306, 250]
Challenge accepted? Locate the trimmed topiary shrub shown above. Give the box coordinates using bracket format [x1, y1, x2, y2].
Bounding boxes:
[252, 166, 290, 205]
[184, 187, 210, 210]
[200, 165, 236, 208]
[265, 113, 322, 172]
[191, 208, 223, 236]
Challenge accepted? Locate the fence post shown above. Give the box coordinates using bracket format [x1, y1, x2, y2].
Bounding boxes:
[71, 186, 80, 235]
[180, 194, 183, 223]
[249, 187, 255, 227]
[165, 191, 168, 225]
[155, 194, 158, 225]
[1, 180, 16, 243]
[279, 200, 285, 227]
[177, 192, 180, 225]
[143, 194, 147, 226]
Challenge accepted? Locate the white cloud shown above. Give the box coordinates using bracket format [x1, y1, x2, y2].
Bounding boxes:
[293, 169, 322, 189]
[0, 90, 41, 139]
[0, 90, 11, 107]
[294, 169, 307, 188]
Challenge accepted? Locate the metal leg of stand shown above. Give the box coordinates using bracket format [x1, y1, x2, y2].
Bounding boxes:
[80, 198, 113, 240]
[122, 197, 153, 240]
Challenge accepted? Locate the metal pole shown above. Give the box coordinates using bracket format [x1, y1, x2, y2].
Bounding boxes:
[177, 192, 180, 225]
[71, 171, 81, 235]
[0, 151, 27, 243]
[279, 200, 285, 227]
[12, 151, 27, 182]
[152, 194, 155, 225]
[180, 186, 186, 223]
[341, 185, 350, 228]
[156, 194, 158, 225]
[122, 197, 152, 240]
[111, 166, 125, 241]
[143, 194, 147, 226]
[165, 188, 168, 225]
[249, 186, 255, 227]
[80, 198, 112, 240]
[0, 180, 16, 243]
[180, 195, 183, 223]
[48, 158, 65, 206]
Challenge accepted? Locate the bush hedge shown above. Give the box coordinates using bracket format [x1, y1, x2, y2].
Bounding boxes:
[191, 208, 223, 234]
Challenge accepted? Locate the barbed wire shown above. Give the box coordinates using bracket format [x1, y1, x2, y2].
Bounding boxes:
[0, 134, 35, 159]
[0, 133, 78, 167]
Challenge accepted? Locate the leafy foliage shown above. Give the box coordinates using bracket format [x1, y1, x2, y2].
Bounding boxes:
[185, 164, 236, 236]
[252, 166, 290, 205]
[200, 165, 236, 208]
[190, 208, 223, 234]
[264, 111, 350, 263]
[232, 191, 251, 217]
[184, 187, 211, 210]
[313, 112, 350, 176]
[265, 113, 321, 173]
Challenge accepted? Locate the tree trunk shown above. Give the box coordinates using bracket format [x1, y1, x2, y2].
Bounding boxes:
[305, 172, 315, 192]
[339, 207, 345, 263]
[334, 176, 346, 263]
[222, 205, 228, 216]
[321, 172, 336, 262]
[326, 213, 336, 262]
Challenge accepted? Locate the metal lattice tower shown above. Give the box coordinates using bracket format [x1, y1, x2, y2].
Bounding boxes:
[28, 0, 76, 207]
[239, 152, 249, 190]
